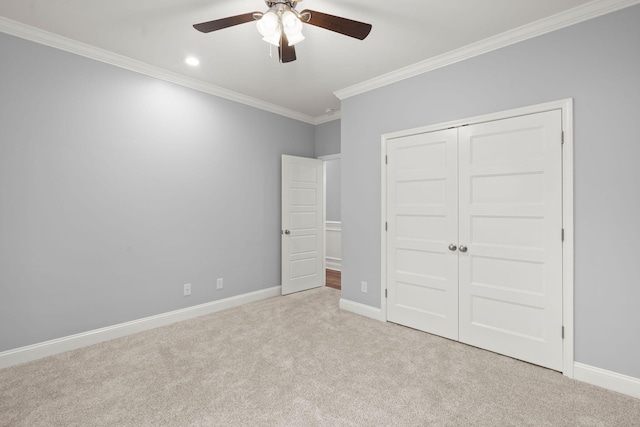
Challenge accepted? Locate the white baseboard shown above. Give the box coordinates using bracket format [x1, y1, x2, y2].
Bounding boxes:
[574, 362, 640, 399]
[0, 286, 281, 369]
[339, 298, 384, 321]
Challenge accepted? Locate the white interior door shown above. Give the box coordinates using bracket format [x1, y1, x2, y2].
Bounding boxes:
[458, 110, 563, 370]
[281, 155, 324, 295]
[386, 129, 459, 340]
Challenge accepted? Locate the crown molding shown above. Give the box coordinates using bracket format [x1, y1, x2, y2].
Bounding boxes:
[313, 110, 341, 125]
[0, 16, 318, 125]
[335, 0, 640, 100]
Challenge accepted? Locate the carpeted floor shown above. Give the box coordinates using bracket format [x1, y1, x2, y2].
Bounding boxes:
[1, 287, 639, 426]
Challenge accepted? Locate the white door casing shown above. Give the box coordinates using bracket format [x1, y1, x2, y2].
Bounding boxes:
[386, 129, 459, 340]
[281, 155, 324, 295]
[383, 104, 567, 372]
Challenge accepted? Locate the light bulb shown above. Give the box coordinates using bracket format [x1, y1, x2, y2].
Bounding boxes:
[281, 10, 304, 46]
[281, 11, 298, 31]
[257, 11, 279, 37]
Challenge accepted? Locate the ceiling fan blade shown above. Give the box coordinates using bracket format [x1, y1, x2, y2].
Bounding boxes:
[300, 9, 372, 40]
[193, 12, 259, 33]
[279, 32, 297, 63]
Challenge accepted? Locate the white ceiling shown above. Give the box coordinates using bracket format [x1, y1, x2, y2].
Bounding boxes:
[0, 0, 621, 123]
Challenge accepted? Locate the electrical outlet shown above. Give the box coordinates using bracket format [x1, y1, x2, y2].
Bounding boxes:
[361, 281, 368, 293]
[183, 283, 191, 296]
[216, 278, 223, 290]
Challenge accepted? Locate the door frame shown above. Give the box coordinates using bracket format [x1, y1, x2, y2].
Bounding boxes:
[380, 98, 574, 377]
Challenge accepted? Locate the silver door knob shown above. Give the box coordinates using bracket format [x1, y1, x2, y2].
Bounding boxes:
[284, 230, 291, 235]
[448, 244, 457, 251]
[459, 245, 468, 253]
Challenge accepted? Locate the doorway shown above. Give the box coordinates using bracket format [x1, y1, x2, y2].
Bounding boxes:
[320, 154, 342, 290]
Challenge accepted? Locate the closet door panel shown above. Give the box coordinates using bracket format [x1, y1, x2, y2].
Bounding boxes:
[386, 129, 459, 340]
[458, 110, 563, 371]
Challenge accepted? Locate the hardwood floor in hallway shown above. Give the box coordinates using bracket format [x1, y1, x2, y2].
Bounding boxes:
[326, 269, 341, 290]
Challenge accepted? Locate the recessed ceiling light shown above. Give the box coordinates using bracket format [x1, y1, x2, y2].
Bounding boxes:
[185, 56, 200, 66]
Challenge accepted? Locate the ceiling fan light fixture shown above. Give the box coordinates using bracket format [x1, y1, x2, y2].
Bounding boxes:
[256, 10, 279, 37]
[281, 10, 301, 32]
[286, 32, 305, 46]
[193, 3, 372, 63]
[282, 10, 304, 46]
[262, 31, 282, 46]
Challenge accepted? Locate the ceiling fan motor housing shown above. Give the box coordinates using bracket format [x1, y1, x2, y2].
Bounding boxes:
[261, 1, 310, 22]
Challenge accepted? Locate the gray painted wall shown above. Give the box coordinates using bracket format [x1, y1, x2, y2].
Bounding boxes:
[314, 119, 341, 156]
[341, 5, 640, 378]
[0, 32, 315, 352]
[324, 158, 341, 222]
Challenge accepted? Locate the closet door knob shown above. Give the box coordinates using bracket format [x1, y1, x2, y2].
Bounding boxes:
[448, 244, 457, 251]
[459, 245, 468, 253]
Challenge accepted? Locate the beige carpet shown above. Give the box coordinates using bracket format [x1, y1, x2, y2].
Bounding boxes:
[1, 287, 639, 426]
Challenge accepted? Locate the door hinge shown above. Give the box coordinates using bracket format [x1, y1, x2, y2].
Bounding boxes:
[385, 289, 388, 298]
[385, 222, 388, 231]
[385, 155, 388, 165]
[561, 131, 565, 145]
[562, 326, 565, 339]
[561, 229, 565, 241]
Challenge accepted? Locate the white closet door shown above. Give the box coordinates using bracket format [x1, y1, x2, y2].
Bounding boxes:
[458, 110, 563, 370]
[386, 129, 459, 340]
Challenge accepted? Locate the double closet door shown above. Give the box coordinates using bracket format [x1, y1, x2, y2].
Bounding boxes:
[386, 110, 563, 371]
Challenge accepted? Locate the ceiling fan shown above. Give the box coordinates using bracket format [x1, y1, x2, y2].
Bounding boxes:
[193, 0, 372, 63]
